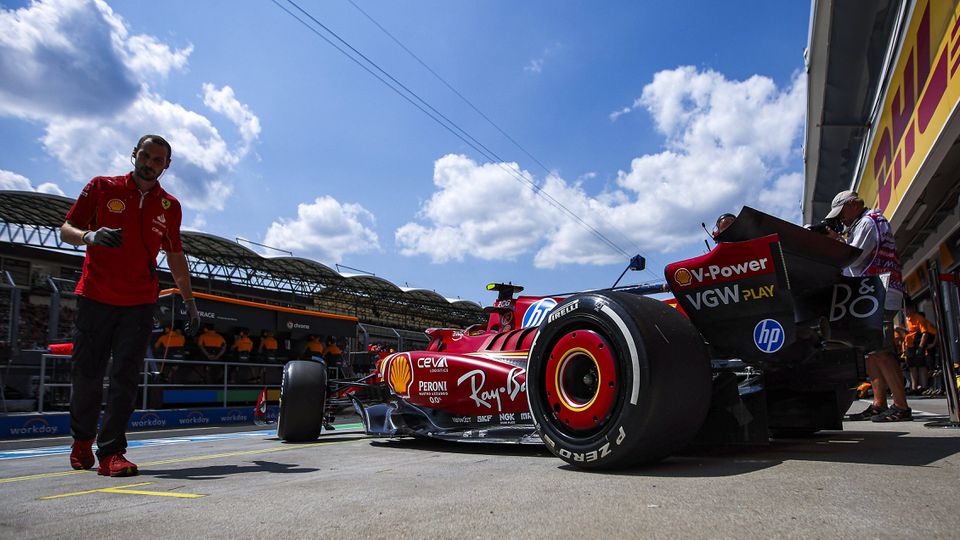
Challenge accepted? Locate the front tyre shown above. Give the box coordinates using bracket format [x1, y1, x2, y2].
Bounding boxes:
[526, 292, 711, 469]
[277, 360, 328, 442]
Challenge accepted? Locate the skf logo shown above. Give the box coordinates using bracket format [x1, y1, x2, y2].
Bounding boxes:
[161, 198, 171, 210]
[674, 268, 692, 287]
[106, 199, 126, 213]
[388, 354, 413, 397]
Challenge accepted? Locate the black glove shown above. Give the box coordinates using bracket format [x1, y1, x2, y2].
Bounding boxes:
[83, 227, 123, 248]
[183, 298, 201, 337]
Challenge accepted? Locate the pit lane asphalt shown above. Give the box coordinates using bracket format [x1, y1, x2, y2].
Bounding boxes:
[1, 397, 958, 539]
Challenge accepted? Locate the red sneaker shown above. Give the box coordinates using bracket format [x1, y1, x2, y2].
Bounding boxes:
[70, 438, 95, 470]
[97, 452, 138, 477]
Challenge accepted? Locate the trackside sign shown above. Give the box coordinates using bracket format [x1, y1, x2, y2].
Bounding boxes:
[857, 0, 960, 222]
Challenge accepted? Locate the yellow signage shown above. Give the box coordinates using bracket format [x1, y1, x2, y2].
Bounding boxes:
[858, 0, 960, 220]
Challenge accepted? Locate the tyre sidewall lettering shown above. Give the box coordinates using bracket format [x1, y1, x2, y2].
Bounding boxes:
[528, 294, 643, 466]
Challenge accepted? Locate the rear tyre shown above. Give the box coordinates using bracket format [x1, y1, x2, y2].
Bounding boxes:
[277, 360, 328, 442]
[526, 292, 711, 469]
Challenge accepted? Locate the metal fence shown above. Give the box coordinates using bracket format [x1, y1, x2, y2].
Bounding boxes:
[25, 354, 286, 413]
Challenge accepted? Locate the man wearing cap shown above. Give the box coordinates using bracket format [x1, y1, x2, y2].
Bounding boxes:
[826, 190, 910, 422]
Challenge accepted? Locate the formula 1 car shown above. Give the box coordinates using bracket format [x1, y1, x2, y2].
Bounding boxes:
[273, 207, 884, 469]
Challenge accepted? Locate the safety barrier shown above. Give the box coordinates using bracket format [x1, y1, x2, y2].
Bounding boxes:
[28, 354, 286, 413]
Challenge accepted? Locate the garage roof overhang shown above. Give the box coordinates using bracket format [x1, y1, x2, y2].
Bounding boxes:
[804, 0, 905, 224]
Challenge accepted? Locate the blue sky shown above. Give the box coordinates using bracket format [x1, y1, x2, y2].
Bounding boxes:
[0, 0, 811, 305]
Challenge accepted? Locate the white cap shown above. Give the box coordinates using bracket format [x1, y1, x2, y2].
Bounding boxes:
[825, 190, 859, 219]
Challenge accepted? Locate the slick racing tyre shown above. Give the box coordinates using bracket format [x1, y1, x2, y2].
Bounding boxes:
[526, 292, 711, 469]
[277, 360, 328, 442]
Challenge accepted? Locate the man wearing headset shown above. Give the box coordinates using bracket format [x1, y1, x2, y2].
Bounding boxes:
[60, 134, 201, 476]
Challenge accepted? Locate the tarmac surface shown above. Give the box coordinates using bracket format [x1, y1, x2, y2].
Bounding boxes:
[1, 397, 958, 539]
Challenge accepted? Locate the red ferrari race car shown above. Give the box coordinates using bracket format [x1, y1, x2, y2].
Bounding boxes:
[272, 207, 883, 469]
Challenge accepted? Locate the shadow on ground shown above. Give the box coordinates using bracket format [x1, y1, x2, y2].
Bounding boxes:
[559, 426, 960, 477]
[147, 460, 318, 480]
[369, 438, 552, 459]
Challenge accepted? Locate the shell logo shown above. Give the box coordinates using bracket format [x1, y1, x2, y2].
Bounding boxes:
[674, 268, 692, 287]
[388, 354, 413, 397]
[106, 199, 126, 213]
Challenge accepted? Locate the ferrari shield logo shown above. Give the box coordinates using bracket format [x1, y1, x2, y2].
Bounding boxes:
[161, 198, 171, 210]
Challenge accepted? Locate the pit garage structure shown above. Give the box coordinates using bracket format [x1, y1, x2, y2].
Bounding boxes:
[806, 0, 960, 422]
[0, 190, 484, 359]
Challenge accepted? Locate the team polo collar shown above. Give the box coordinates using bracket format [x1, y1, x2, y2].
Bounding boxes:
[123, 172, 164, 197]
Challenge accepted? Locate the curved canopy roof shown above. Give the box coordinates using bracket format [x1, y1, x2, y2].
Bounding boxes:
[0, 190, 484, 320]
[181, 231, 261, 261]
[0, 191, 75, 227]
[401, 287, 450, 304]
[342, 274, 402, 293]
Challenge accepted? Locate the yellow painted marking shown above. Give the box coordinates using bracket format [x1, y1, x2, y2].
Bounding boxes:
[1, 436, 365, 485]
[39, 482, 205, 500]
[39, 482, 148, 500]
[0, 469, 91, 484]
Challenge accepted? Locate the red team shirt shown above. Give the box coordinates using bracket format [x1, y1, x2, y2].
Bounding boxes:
[66, 173, 183, 306]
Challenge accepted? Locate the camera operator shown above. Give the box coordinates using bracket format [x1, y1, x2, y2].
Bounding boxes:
[825, 190, 910, 422]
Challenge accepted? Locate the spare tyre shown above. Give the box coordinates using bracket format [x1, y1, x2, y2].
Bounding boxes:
[526, 292, 711, 469]
[277, 360, 328, 442]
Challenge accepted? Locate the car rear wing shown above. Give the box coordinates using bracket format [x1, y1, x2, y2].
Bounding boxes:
[665, 209, 887, 365]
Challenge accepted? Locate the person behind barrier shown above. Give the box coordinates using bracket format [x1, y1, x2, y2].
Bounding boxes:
[258, 330, 278, 362]
[904, 304, 937, 395]
[301, 334, 325, 360]
[827, 190, 910, 422]
[324, 336, 342, 364]
[231, 329, 254, 361]
[197, 325, 227, 361]
[154, 326, 185, 359]
[60, 134, 201, 477]
[324, 336, 346, 375]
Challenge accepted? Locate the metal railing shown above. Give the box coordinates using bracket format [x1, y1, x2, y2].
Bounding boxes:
[33, 354, 286, 413]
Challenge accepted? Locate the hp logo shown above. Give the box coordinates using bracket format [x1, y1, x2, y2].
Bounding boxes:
[753, 319, 785, 353]
[521, 298, 558, 328]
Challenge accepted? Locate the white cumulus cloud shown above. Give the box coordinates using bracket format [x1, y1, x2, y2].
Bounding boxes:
[0, 169, 66, 196]
[263, 196, 380, 264]
[395, 155, 565, 263]
[398, 66, 807, 268]
[0, 0, 258, 212]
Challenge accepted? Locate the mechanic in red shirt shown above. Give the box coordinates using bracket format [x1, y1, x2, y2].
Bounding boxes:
[60, 135, 201, 477]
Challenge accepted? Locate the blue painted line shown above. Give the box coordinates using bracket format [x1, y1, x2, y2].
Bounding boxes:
[0, 423, 362, 461]
[0, 430, 276, 460]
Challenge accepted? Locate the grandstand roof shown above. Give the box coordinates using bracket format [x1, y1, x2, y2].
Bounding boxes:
[0, 189, 485, 319]
[0, 190, 75, 227]
[401, 287, 450, 304]
[342, 273, 402, 293]
[182, 231, 261, 261]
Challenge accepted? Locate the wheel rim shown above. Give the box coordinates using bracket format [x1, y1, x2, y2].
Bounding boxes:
[544, 329, 617, 432]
